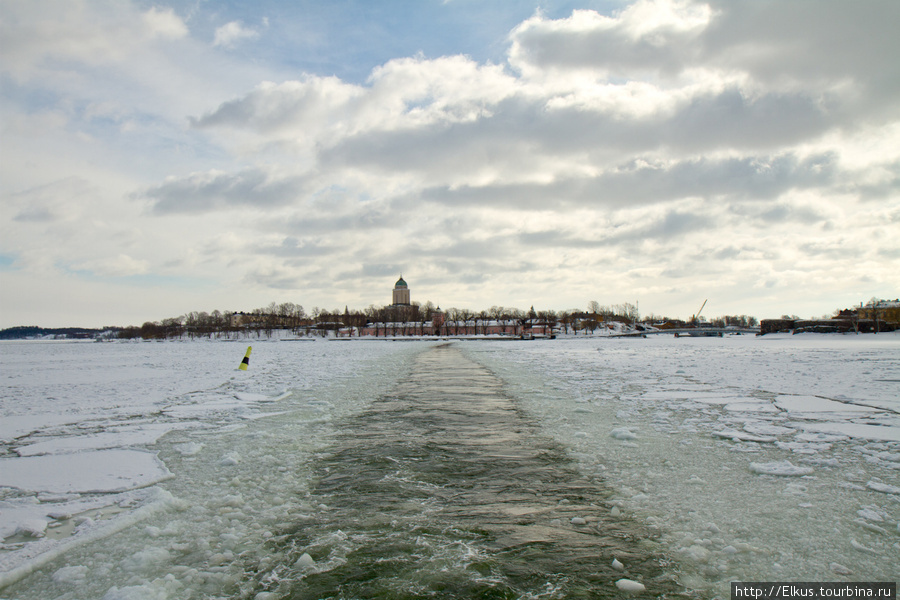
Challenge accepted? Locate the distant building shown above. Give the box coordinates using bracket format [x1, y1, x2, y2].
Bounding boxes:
[392, 275, 411, 306]
[858, 299, 900, 324]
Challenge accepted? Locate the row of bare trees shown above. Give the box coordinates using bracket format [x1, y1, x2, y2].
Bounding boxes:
[118, 302, 309, 339]
[119, 299, 759, 340]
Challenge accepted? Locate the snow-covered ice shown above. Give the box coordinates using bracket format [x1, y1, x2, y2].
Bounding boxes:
[463, 333, 900, 595]
[1, 339, 419, 597]
[1, 333, 898, 599]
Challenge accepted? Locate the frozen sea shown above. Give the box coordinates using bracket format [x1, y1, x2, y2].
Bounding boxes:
[0, 334, 898, 599]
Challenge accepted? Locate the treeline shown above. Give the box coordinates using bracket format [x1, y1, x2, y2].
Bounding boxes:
[117, 302, 309, 340]
[116, 299, 759, 340]
[0, 326, 109, 340]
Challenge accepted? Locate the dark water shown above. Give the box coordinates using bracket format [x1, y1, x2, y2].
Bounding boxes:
[244, 345, 690, 599]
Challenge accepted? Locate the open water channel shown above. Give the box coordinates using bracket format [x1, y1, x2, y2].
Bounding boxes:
[242, 344, 684, 599]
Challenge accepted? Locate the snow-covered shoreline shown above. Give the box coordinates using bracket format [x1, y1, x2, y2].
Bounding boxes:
[1, 334, 898, 598]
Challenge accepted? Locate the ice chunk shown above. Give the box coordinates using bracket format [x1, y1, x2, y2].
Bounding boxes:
[612, 558, 625, 571]
[175, 442, 204, 456]
[0, 450, 172, 493]
[220, 452, 241, 466]
[103, 582, 177, 600]
[830, 562, 853, 575]
[571, 516, 587, 525]
[850, 540, 878, 554]
[725, 402, 780, 413]
[52, 565, 89, 583]
[775, 395, 878, 413]
[857, 508, 883, 522]
[866, 480, 900, 495]
[853, 519, 888, 534]
[714, 430, 775, 443]
[121, 547, 172, 573]
[616, 578, 646, 592]
[610, 428, 638, 440]
[749, 460, 814, 477]
[744, 423, 795, 436]
[798, 422, 900, 442]
[294, 552, 316, 570]
[14, 518, 48, 538]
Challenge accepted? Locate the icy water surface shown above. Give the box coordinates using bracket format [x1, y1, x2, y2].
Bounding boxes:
[245, 344, 686, 599]
[2, 335, 898, 599]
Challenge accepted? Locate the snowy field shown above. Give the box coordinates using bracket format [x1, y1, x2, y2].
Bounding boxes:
[1, 334, 898, 599]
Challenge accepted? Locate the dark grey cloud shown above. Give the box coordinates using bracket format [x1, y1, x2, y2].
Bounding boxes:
[13, 206, 55, 223]
[510, 1, 900, 120]
[517, 209, 713, 249]
[842, 161, 900, 201]
[252, 237, 336, 260]
[703, 1, 900, 109]
[420, 152, 836, 210]
[712, 246, 741, 260]
[606, 209, 715, 244]
[9, 176, 95, 223]
[730, 201, 826, 226]
[141, 168, 306, 214]
[243, 268, 304, 290]
[317, 88, 836, 187]
[277, 208, 396, 236]
[333, 263, 406, 283]
[799, 240, 862, 260]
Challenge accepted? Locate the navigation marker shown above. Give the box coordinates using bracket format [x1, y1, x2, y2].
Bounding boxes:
[238, 346, 252, 371]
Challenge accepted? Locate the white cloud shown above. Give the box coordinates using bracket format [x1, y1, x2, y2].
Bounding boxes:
[213, 21, 260, 48]
[0, 2, 187, 74]
[141, 7, 189, 40]
[2, 0, 898, 326]
[72, 254, 150, 278]
[135, 3, 900, 317]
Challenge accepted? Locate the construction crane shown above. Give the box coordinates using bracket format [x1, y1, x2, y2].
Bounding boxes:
[691, 299, 707, 325]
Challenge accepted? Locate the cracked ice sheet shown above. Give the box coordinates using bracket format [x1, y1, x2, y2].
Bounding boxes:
[0, 338, 421, 596]
[795, 421, 900, 443]
[775, 395, 881, 413]
[0, 449, 173, 494]
[14, 424, 198, 457]
[459, 333, 900, 597]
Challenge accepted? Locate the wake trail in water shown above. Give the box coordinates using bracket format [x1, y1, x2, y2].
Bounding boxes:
[247, 344, 689, 599]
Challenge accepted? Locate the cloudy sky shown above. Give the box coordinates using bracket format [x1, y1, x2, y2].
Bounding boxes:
[1, 0, 898, 328]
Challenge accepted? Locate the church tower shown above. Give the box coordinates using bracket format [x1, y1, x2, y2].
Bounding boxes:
[392, 275, 410, 306]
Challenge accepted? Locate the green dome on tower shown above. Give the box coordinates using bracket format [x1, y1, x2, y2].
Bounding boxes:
[395, 276, 407, 288]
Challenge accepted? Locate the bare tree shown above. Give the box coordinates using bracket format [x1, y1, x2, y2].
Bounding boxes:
[477, 310, 489, 335]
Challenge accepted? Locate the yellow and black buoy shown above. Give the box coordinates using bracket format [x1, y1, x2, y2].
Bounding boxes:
[238, 346, 252, 371]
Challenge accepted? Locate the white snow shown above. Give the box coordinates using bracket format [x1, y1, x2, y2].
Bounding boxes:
[1, 449, 172, 493]
[463, 333, 900, 597]
[0, 338, 420, 597]
[775, 395, 879, 414]
[1, 333, 898, 599]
